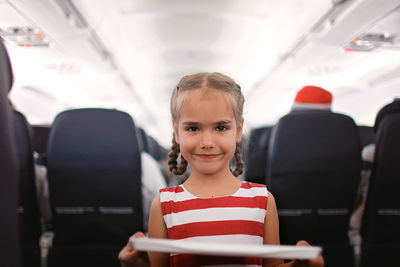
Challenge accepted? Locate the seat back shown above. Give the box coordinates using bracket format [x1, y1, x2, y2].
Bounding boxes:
[0, 35, 21, 267]
[12, 110, 42, 267]
[137, 127, 149, 153]
[244, 126, 272, 184]
[361, 113, 400, 267]
[32, 125, 51, 154]
[267, 110, 362, 266]
[358, 125, 376, 148]
[46, 108, 143, 266]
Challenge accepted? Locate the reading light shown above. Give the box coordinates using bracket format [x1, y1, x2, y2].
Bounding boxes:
[344, 32, 398, 52]
[0, 26, 50, 47]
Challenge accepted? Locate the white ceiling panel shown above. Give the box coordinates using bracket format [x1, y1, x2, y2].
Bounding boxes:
[2, 0, 400, 146]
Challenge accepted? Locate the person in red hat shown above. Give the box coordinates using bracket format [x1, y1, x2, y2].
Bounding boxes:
[291, 86, 333, 111]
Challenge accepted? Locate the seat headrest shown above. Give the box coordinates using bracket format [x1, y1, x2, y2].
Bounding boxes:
[374, 99, 400, 132]
[375, 113, 400, 170]
[0, 39, 14, 92]
[47, 108, 140, 171]
[269, 111, 361, 174]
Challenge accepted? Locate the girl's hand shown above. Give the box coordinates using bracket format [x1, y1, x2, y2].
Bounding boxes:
[118, 232, 150, 267]
[289, 240, 324, 267]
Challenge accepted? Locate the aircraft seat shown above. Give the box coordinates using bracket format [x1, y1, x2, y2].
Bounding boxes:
[244, 126, 272, 184]
[46, 108, 143, 267]
[358, 125, 376, 149]
[0, 35, 21, 267]
[266, 110, 362, 267]
[2, 38, 41, 267]
[32, 125, 51, 155]
[12, 110, 42, 267]
[137, 127, 149, 153]
[360, 112, 400, 267]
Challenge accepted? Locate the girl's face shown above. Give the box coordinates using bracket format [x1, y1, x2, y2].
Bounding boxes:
[173, 88, 243, 177]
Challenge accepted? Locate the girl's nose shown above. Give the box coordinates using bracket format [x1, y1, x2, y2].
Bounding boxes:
[201, 141, 215, 149]
[200, 133, 215, 149]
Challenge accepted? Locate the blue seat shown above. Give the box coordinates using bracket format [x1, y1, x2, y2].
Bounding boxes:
[12, 110, 42, 267]
[267, 110, 362, 267]
[2, 39, 41, 267]
[244, 126, 272, 184]
[137, 127, 149, 153]
[361, 101, 400, 267]
[46, 108, 143, 267]
[32, 125, 51, 154]
[0, 33, 21, 267]
[358, 125, 376, 149]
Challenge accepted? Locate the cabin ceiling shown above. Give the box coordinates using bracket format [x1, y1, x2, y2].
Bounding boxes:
[1, 0, 400, 146]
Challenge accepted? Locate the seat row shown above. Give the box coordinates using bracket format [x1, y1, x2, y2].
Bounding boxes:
[14, 108, 150, 267]
[3, 36, 399, 267]
[244, 105, 400, 267]
[1, 35, 163, 267]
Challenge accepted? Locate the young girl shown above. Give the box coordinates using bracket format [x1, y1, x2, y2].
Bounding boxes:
[119, 72, 324, 267]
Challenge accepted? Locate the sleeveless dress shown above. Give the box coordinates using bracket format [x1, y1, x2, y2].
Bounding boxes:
[159, 182, 268, 267]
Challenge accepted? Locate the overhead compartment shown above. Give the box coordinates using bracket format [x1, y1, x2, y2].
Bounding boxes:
[313, 0, 400, 47]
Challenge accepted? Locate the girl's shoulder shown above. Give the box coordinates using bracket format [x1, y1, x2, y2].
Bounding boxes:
[235, 182, 268, 198]
[241, 181, 267, 189]
[159, 185, 184, 194]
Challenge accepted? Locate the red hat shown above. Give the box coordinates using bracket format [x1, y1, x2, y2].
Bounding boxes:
[294, 86, 332, 105]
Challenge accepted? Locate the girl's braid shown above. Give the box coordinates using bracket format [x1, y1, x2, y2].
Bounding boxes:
[231, 142, 244, 177]
[168, 134, 188, 175]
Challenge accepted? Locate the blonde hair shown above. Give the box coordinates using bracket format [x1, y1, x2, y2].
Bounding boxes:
[168, 72, 245, 177]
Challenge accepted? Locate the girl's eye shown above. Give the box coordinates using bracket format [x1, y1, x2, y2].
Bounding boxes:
[216, 125, 227, 131]
[186, 126, 199, 132]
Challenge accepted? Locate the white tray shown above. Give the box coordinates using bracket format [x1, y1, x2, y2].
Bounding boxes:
[131, 237, 321, 259]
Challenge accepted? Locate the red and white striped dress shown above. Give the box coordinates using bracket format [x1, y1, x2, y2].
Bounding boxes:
[160, 182, 268, 267]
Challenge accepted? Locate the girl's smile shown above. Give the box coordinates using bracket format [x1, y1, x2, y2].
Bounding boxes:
[194, 153, 221, 160]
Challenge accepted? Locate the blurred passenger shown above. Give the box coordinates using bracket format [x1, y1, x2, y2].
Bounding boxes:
[291, 85, 332, 112]
[140, 151, 167, 232]
[136, 128, 168, 232]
